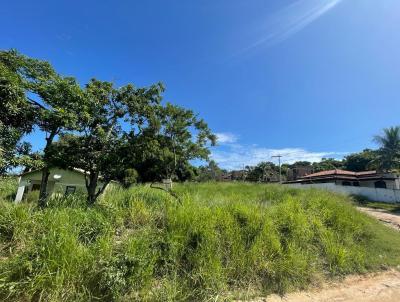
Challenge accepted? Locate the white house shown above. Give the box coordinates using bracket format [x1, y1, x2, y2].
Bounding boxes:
[284, 169, 400, 203]
[14, 167, 106, 203]
[284, 169, 400, 189]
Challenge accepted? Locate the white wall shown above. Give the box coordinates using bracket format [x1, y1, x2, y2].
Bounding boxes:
[287, 183, 400, 203]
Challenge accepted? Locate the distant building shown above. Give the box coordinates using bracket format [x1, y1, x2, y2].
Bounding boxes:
[219, 170, 248, 181]
[284, 169, 400, 190]
[286, 166, 314, 181]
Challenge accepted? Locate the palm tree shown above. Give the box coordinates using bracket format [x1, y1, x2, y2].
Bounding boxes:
[373, 126, 400, 172]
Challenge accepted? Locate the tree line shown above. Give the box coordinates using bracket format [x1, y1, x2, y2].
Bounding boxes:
[0, 50, 216, 205]
[197, 126, 400, 182]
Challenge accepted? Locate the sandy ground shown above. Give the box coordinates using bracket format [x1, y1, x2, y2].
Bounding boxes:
[246, 270, 400, 302]
[357, 207, 400, 231]
[244, 207, 400, 302]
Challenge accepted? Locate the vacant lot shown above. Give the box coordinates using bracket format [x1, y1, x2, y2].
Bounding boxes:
[1, 180, 400, 301]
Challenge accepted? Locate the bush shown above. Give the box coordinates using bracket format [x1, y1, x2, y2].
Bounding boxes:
[0, 183, 399, 301]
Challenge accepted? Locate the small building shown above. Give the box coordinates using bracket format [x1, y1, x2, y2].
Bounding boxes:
[284, 169, 400, 190]
[14, 167, 106, 203]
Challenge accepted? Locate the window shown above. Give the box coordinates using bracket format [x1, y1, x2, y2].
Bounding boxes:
[31, 184, 41, 191]
[353, 182, 360, 187]
[342, 181, 351, 186]
[65, 186, 76, 195]
[374, 180, 386, 189]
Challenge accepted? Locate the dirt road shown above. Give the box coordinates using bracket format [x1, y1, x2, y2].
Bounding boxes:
[357, 207, 400, 231]
[247, 270, 400, 302]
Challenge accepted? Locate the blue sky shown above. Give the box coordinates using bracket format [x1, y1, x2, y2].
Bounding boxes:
[2, 0, 400, 170]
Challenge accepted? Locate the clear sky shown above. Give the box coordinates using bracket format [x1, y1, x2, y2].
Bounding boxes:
[2, 0, 400, 169]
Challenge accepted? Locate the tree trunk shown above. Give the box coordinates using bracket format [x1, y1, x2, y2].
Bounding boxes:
[38, 130, 57, 207]
[38, 167, 50, 207]
[86, 172, 99, 205]
[85, 121, 115, 205]
[86, 172, 109, 205]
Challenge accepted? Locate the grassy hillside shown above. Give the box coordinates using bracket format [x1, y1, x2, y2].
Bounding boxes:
[0, 181, 399, 301]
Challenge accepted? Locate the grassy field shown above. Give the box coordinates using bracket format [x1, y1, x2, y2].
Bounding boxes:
[0, 179, 400, 301]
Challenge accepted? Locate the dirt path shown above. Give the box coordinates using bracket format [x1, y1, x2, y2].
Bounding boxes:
[357, 207, 400, 231]
[246, 270, 400, 302]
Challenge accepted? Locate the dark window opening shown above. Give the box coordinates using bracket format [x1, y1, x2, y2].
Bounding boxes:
[374, 180, 386, 189]
[31, 184, 41, 191]
[65, 186, 76, 195]
[342, 181, 351, 186]
[353, 182, 360, 187]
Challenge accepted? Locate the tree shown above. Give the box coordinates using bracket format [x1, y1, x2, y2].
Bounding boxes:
[158, 103, 216, 178]
[246, 161, 279, 182]
[342, 149, 378, 172]
[52, 79, 165, 205]
[312, 158, 343, 172]
[134, 103, 216, 180]
[175, 162, 199, 182]
[196, 160, 225, 182]
[51, 132, 127, 204]
[0, 51, 37, 173]
[35, 77, 85, 206]
[373, 126, 400, 172]
[0, 50, 84, 206]
[122, 168, 139, 188]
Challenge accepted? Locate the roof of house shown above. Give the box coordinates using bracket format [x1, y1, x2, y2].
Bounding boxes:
[283, 169, 397, 184]
[303, 169, 377, 178]
[20, 167, 86, 177]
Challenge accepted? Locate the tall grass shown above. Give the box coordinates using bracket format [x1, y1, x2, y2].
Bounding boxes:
[0, 182, 399, 301]
[0, 176, 17, 202]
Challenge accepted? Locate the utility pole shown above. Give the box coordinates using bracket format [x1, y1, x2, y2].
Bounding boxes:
[272, 155, 283, 183]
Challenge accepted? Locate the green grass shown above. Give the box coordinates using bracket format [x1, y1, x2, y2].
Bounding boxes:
[0, 181, 399, 301]
[0, 176, 18, 202]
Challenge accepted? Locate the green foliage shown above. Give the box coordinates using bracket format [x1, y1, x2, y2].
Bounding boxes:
[343, 149, 378, 172]
[312, 158, 343, 172]
[196, 160, 226, 181]
[0, 50, 85, 204]
[373, 126, 400, 172]
[0, 182, 399, 301]
[246, 161, 279, 182]
[0, 53, 37, 173]
[132, 103, 217, 182]
[2, 50, 215, 203]
[123, 168, 139, 188]
[0, 176, 18, 202]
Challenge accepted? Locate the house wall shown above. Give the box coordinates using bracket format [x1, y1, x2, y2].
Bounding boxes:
[15, 168, 105, 202]
[358, 179, 398, 190]
[287, 183, 400, 203]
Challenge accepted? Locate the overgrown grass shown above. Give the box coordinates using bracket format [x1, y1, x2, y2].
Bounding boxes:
[0, 181, 399, 301]
[0, 176, 17, 202]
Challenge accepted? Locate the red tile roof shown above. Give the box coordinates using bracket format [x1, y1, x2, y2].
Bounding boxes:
[303, 169, 377, 178]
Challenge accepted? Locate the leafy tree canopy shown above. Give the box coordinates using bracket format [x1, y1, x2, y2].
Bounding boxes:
[373, 126, 400, 172]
